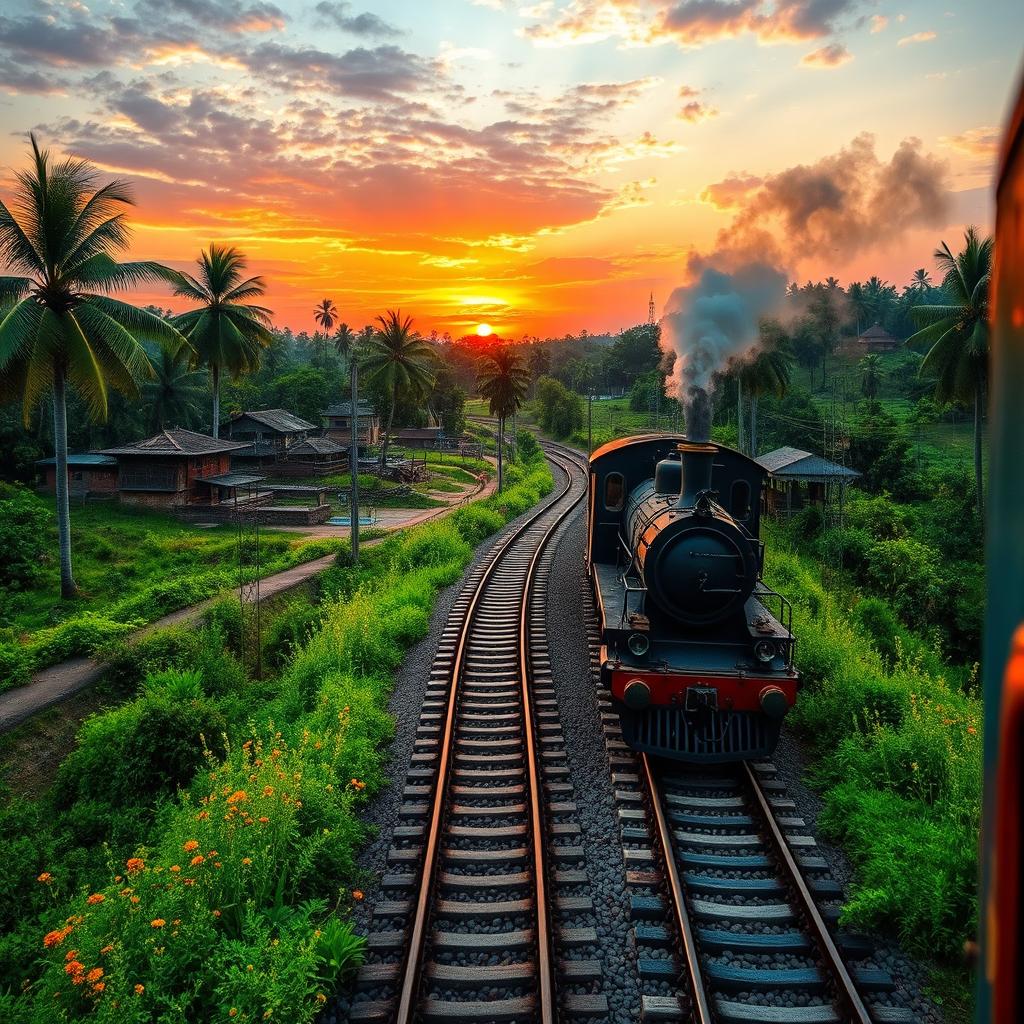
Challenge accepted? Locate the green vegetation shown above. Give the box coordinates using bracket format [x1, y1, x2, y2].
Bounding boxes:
[765, 524, 980, 969]
[0, 449, 553, 1022]
[0, 490, 344, 685]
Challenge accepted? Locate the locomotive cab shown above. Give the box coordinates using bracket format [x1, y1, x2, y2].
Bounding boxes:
[588, 435, 798, 763]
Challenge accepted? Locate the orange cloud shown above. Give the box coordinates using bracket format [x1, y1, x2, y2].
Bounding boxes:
[898, 31, 936, 46]
[940, 126, 1000, 159]
[800, 43, 853, 69]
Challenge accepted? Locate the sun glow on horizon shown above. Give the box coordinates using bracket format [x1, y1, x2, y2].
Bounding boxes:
[476, 323, 493, 336]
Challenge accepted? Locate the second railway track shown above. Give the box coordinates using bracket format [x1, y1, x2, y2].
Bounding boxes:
[349, 446, 599, 1024]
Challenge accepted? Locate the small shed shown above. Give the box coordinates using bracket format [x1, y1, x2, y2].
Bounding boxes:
[36, 453, 119, 498]
[755, 446, 860, 515]
[853, 323, 900, 353]
[323, 401, 379, 447]
[397, 427, 443, 450]
[274, 436, 349, 476]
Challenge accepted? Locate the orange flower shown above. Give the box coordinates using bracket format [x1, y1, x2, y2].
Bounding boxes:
[190, 855, 205, 866]
[37, 872, 53, 884]
[130, 896, 140, 904]
[197, 811, 210, 821]
[316, 993, 327, 1004]
[229, 1010, 238, 1018]
[968, 726, 978, 735]
[352, 890, 364, 901]
[212, 909, 221, 918]
[262, 786, 274, 797]
[100, 945, 113, 955]
[70, 972, 86, 986]
[86, 968, 104, 983]
[350, 778, 365, 791]
[44, 927, 72, 949]
[86, 893, 105, 905]
[170, 865, 181, 874]
[182, 840, 199, 853]
[183, 878, 196, 886]
[126, 858, 144, 874]
[92, 982, 105, 993]
[65, 950, 79, 962]
[242, 857, 252, 866]
[134, 984, 145, 995]
[259, 816, 269, 824]
[151, 919, 166, 929]
[64, 962, 84, 977]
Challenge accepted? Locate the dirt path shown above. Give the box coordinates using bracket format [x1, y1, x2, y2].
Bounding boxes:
[0, 467, 498, 735]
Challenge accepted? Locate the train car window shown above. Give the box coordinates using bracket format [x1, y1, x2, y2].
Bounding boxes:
[730, 480, 751, 520]
[604, 472, 625, 511]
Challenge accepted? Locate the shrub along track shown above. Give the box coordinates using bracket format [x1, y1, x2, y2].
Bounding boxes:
[344, 446, 608, 1023]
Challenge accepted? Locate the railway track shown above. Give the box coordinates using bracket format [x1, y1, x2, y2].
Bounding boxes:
[348, 445, 601, 1024]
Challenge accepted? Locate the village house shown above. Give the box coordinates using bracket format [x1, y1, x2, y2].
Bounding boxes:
[98, 428, 248, 509]
[227, 408, 317, 466]
[756, 446, 860, 515]
[397, 427, 444, 450]
[36, 454, 118, 498]
[323, 400, 380, 447]
[848, 322, 900, 354]
[272, 435, 349, 477]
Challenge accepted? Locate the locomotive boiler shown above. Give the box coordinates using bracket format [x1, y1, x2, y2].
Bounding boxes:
[588, 434, 798, 762]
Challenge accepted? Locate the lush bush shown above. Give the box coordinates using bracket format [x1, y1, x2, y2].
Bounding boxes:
[536, 376, 584, 438]
[764, 532, 981, 960]
[0, 483, 50, 591]
[863, 537, 942, 628]
[262, 597, 322, 670]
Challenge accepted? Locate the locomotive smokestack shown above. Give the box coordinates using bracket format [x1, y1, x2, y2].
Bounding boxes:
[675, 440, 717, 510]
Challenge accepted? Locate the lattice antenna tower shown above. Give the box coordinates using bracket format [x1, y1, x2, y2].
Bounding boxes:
[647, 292, 656, 326]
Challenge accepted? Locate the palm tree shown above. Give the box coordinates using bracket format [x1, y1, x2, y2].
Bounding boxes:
[739, 328, 791, 456]
[361, 310, 435, 469]
[824, 276, 842, 293]
[908, 225, 992, 512]
[143, 345, 206, 431]
[169, 244, 273, 437]
[477, 346, 530, 492]
[0, 134, 183, 597]
[313, 298, 337, 367]
[910, 268, 932, 294]
[333, 322, 355, 362]
[858, 354, 883, 408]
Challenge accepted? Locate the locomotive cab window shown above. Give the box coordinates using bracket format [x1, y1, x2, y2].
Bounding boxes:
[730, 480, 751, 521]
[604, 472, 625, 511]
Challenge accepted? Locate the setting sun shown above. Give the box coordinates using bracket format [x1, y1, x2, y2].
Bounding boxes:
[476, 324, 493, 337]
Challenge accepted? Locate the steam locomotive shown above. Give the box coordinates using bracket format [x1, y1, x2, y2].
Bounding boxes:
[588, 434, 798, 762]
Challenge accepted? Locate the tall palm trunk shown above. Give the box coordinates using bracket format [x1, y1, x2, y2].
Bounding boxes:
[497, 416, 504, 493]
[750, 394, 759, 457]
[737, 378, 745, 454]
[511, 410, 517, 462]
[211, 363, 220, 438]
[52, 365, 78, 599]
[381, 397, 396, 470]
[974, 375, 984, 515]
[350, 359, 360, 565]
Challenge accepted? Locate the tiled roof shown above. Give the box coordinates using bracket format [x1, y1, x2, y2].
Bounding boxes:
[230, 408, 316, 433]
[324, 401, 376, 418]
[99, 428, 247, 456]
[288, 436, 348, 457]
[755, 446, 860, 480]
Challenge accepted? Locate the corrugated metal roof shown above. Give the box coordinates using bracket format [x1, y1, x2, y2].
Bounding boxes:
[36, 453, 117, 467]
[755, 447, 860, 480]
[324, 401, 375, 417]
[99, 429, 247, 456]
[230, 409, 316, 433]
[398, 428, 443, 439]
[196, 472, 266, 487]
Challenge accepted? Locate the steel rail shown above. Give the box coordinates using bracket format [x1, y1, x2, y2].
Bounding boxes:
[519, 447, 590, 1024]
[641, 754, 715, 1024]
[394, 449, 585, 1024]
[743, 761, 874, 1024]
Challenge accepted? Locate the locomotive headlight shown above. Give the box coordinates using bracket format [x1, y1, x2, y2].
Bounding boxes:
[754, 639, 776, 664]
[627, 633, 650, 657]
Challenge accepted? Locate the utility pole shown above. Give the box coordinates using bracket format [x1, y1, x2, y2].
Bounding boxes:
[588, 393, 593, 453]
[349, 358, 360, 566]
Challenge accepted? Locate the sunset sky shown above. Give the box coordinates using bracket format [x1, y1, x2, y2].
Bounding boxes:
[0, 0, 1020, 337]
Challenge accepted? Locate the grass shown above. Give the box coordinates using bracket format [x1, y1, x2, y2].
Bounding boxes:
[0, 499, 345, 684]
[763, 523, 979, 1019]
[0, 451, 555, 1023]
